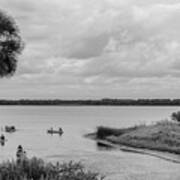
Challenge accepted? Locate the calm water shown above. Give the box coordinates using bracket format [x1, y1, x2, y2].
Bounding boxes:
[0, 106, 180, 180]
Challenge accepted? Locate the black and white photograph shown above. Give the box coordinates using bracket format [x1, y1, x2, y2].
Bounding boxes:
[0, 0, 180, 179]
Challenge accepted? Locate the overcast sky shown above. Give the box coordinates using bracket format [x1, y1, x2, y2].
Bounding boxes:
[1, 0, 180, 99]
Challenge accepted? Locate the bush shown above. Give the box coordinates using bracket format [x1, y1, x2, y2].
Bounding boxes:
[171, 111, 180, 122]
[97, 126, 123, 139]
[0, 157, 104, 180]
[96, 126, 141, 139]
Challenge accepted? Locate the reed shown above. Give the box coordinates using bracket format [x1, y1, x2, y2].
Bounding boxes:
[0, 157, 104, 180]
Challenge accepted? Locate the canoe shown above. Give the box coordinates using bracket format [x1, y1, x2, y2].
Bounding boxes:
[47, 129, 63, 134]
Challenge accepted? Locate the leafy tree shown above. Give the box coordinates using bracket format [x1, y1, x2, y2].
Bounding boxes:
[0, 10, 23, 77]
[171, 111, 180, 122]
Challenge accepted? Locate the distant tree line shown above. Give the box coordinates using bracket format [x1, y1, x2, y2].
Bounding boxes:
[1, 99, 180, 106]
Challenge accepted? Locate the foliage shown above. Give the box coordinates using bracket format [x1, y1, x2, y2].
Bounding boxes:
[96, 126, 139, 139]
[0, 157, 103, 180]
[0, 10, 23, 77]
[171, 111, 180, 122]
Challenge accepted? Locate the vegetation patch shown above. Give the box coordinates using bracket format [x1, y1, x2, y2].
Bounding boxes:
[96, 120, 180, 155]
[0, 157, 104, 180]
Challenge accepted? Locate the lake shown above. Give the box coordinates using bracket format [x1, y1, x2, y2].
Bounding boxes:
[0, 106, 180, 180]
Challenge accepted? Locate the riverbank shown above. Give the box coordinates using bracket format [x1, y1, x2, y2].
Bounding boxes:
[86, 121, 180, 163]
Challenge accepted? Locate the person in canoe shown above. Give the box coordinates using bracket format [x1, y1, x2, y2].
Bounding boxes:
[0, 134, 5, 146]
[47, 127, 63, 134]
[59, 127, 63, 134]
[5, 125, 16, 133]
[0, 134, 5, 141]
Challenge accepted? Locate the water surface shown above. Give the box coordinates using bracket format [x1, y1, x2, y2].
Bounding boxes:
[0, 106, 180, 180]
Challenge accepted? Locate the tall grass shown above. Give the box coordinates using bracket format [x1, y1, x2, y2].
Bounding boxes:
[0, 157, 104, 180]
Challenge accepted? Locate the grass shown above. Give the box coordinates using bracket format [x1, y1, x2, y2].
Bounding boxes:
[0, 157, 104, 180]
[96, 121, 180, 154]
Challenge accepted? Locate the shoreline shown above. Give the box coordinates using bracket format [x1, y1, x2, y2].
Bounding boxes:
[85, 128, 180, 164]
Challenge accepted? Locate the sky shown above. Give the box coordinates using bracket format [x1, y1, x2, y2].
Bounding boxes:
[1, 0, 180, 99]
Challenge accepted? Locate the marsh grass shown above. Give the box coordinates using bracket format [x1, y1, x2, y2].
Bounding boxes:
[0, 157, 104, 180]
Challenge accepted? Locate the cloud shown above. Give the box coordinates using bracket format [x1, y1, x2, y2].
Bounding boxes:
[1, 0, 180, 98]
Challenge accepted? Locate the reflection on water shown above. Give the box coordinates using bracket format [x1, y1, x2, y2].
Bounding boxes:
[0, 141, 5, 146]
[0, 106, 180, 180]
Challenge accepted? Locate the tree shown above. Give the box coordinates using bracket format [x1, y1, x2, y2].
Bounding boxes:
[171, 111, 180, 123]
[0, 10, 23, 77]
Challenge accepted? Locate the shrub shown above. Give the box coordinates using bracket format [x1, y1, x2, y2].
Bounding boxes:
[0, 157, 104, 180]
[96, 126, 141, 139]
[171, 111, 180, 122]
[97, 126, 123, 139]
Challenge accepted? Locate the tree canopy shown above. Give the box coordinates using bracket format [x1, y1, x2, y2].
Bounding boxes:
[171, 111, 180, 123]
[0, 10, 23, 77]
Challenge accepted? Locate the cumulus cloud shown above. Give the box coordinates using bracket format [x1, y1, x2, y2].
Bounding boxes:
[1, 0, 180, 98]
